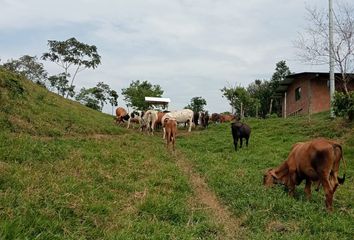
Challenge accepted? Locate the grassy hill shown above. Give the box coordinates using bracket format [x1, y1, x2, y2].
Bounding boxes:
[0, 68, 353, 239]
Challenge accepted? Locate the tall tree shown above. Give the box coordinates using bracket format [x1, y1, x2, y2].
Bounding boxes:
[41, 37, 101, 98]
[108, 89, 119, 115]
[121, 80, 163, 110]
[295, 2, 354, 93]
[270, 60, 291, 116]
[185, 96, 207, 112]
[2, 55, 48, 86]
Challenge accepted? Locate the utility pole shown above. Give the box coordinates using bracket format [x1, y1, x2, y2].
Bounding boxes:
[329, 0, 335, 117]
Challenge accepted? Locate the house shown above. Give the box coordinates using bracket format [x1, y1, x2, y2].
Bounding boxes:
[275, 72, 354, 118]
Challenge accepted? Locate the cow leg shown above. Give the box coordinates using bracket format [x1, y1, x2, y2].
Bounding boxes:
[322, 178, 334, 211]
[246, 137, 249, 147]
[166, 131, 170, 149]
[239, 138, 243, 149]
[304, 179, 312, 200]
[288, 171, 297, 197]
[172, 135, 175, 151]
[188, 119, 192, 132]
[233, 137, 238, 151]
[151, 121, 155, 136]
[162, 127, 166, 139]
[127, 119, 130, 129]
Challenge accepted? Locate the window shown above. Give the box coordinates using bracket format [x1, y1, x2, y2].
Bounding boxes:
[295, 87, 301, 101]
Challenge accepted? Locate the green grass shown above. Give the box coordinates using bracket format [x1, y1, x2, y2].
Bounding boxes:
[0, 68, 353, 239]
[178, 114, 354, 239]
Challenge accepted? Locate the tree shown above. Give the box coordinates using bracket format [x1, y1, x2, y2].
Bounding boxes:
[247, 79, 273, 118]
[42, 37, 101, 98]
[108, 89, 119, 115]
[221, 85, 254, 118]
[121, 80, 163, 110]
[76, 82, 118, 111]
[185, 96, 207, 112]
[2, 55, 48, 86]
[295, 2, 354, 93]
[48, 73, 75, 97]
[270, 60, 292, 116]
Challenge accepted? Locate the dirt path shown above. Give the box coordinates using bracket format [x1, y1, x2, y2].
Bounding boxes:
[174, 150, 245, 240]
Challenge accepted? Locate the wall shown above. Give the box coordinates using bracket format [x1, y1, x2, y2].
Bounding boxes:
[285, 77, 310, 116]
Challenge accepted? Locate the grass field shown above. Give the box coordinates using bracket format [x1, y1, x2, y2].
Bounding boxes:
[0, 68, 353, 239]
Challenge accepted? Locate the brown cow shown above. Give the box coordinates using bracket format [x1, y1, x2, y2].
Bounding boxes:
[263, 138, 346, 211]
[115, 107, 129, 124]
[155, 111, 167, 129]
[210, 113, 221, 123]
[164, 118, 177, 151]
[220, 114, 236, 123]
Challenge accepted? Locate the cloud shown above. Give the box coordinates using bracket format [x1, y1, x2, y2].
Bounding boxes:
[0, 0, 336, 113]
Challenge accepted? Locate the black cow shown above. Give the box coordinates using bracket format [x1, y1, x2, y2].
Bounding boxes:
[200, 111, 210, 128]
[231, 121, 251, 151]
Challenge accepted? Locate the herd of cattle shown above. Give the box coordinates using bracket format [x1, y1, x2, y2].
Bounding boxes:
[115, 107, 347, 211]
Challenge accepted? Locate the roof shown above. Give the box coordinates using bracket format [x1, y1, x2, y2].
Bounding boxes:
[145, 97, 171, 103]
[275, 72, 354, 96]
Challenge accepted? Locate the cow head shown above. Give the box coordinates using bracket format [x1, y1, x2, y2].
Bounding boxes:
[263, 169, 279, 187]
[263, 168, 290, 187]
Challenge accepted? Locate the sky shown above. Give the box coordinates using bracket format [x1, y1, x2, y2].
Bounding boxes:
[0, 0, 343, 114]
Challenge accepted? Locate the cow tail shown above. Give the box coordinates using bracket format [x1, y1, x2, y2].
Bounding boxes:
[333, 144, 346, 184]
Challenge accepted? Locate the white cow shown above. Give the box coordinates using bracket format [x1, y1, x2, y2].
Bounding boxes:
[141, 110, 158, 135]
[161, 109, 193, 139]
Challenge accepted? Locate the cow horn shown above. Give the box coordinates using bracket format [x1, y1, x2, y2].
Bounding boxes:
[338, 174, 346, 184]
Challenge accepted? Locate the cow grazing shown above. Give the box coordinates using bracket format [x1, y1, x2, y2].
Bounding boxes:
[127, 111, 143, 129]
[115, 107, 129, 124]
[164, 118, 177, 151]
[220, 114, 236, 123]
[231, 121, 251, 151]
[161, 109, 193, 139]
[263, 138, 346, 211]
[141, 110, 158, 135]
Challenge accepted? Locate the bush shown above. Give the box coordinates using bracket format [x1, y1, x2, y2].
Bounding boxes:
[333, 91, 354, 121]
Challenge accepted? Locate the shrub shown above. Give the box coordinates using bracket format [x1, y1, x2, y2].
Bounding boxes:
[333, 91, 354, 121]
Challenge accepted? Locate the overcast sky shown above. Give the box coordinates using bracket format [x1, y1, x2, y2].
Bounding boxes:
[0, 0, 345, 114]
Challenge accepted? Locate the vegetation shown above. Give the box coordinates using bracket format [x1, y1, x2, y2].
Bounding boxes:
[221, 60, 291, 118]
[0, 69, 353, 239]
[2, 55, 48, 86]
[42, 37, 101, 98]
[185, 97, 207, 112]
[333, 91, 354, 121]
[295, 2, 354, 93]
[121, 80, 164, 111]
[76, 82, 118, 112]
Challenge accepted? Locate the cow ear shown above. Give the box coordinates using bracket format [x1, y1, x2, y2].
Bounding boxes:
[270, 170, 278, 179]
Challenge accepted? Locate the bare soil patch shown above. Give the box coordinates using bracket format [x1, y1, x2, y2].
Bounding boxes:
[174, 151, 246, 239]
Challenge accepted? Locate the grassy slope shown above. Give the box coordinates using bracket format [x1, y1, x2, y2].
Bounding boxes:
[0, 69, 219, 239]
[1, 68, 353, 239]
[178, 114, 354, 239]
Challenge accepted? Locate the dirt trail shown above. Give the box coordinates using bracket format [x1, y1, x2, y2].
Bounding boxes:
[174, 151, 245, 240]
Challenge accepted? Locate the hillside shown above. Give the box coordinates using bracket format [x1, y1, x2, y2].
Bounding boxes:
[0, 68, 125, 136]
[0, 68, 353, 239]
